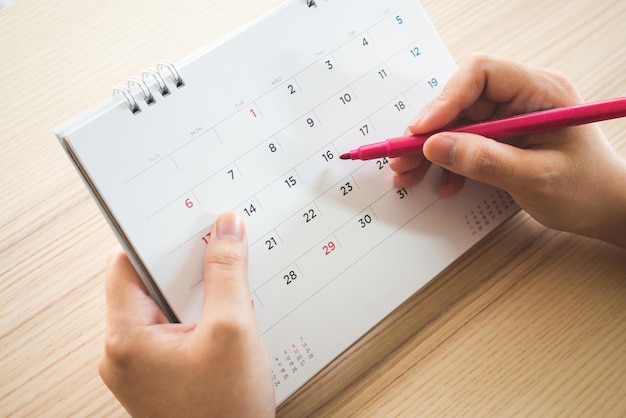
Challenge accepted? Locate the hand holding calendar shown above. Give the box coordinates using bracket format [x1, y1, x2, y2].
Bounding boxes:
[99, 213, 275, 418]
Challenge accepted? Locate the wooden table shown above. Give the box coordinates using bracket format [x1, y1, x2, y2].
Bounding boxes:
[1, 0, 625, 416]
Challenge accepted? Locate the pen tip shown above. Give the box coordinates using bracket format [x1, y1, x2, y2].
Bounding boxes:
[339, 153, 350, 160]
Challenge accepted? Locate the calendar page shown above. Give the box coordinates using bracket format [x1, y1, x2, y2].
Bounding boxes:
[56, 0, 518, 404]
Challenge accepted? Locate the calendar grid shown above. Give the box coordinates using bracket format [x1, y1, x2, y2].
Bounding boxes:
[256, 189, 443, 336]
[165, 59, 440, 276]
[156, 57, 436, 248]
[248, 178, 424, 298]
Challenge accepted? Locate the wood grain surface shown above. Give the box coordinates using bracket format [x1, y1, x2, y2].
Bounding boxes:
[1, 0, 624, 416]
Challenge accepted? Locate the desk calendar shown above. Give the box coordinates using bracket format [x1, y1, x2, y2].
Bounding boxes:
[56, 0, 518, 404]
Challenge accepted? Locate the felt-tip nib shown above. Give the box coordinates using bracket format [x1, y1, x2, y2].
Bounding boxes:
[339, 153, 351, 160]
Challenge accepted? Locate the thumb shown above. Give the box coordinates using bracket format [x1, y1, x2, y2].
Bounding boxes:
[198, 212, 252, 331]
[423, 132, 550, 193]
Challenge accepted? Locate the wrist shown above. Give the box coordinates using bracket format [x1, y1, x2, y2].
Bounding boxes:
[581, 157, 626, 248]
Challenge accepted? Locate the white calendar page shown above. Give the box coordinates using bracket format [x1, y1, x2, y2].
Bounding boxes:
[56, 0, 518, 404]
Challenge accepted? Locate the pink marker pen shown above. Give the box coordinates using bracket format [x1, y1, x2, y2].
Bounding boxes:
[340, 96, 626, 160]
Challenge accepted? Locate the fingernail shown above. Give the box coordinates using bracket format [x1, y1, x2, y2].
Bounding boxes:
[215, 212, 244, 241]
[425, 133, 457, 166]
[408, 103, 432, 129]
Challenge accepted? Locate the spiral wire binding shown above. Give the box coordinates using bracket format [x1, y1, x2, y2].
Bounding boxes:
[113, 85, 141, 114]
[128, 76, 156, 106]
[142, 69, 170, 96]
[157, 60, 185, 88]
[114, 61, 185, 114]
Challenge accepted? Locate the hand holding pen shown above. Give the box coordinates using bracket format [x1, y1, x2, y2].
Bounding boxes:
[340, 97, 626, 161]
[350, 54, 626, 247]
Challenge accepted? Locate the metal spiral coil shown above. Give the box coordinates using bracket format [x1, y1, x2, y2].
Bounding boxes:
[113, 85, 141, 114]
[157, 60, 185, 88]
[142, 69, 170, 97]
[114, 61, 184, 114]
[128, 76, 156, 106]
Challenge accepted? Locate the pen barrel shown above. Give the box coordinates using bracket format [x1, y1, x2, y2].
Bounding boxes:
[352, 136, 428, 160]
[351, 141, 389, 160]
[449, 97, 626, 139]
[386, 136, 427, 157]
[570, 96, 626, 123]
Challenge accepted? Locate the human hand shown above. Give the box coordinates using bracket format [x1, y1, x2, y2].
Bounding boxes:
[99, 212, 275, 417]
[391, 54, 626, 247]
